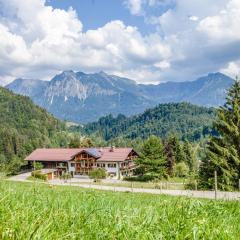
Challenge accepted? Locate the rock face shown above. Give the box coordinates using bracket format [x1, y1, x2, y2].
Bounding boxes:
[6, 71, 233, 123]
[139, 72, 233, 107]
[7, 71, 153, 123]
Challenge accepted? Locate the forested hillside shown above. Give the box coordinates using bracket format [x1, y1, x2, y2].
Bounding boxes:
[0, 87, 68, 173]
[83, 103, 217, 142]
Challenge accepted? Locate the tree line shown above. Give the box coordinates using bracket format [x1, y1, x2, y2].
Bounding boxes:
[81, 102, 217, 142]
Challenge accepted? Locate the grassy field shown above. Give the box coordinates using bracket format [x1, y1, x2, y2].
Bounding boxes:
[0, 181, 240, 239]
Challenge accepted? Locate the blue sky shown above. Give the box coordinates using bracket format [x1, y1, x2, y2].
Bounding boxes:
[47, 0, 151, 34]
[0, 0, 240, 85]
[47, 0, 173, 34]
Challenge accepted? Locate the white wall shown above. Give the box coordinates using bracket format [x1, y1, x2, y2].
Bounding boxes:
[68, 162, 75, 172]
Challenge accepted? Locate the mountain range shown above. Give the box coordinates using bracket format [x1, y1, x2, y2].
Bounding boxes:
[6, 71, 233, 123]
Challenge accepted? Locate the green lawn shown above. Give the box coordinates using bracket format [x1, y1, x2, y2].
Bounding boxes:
[0, 181, 240, 239]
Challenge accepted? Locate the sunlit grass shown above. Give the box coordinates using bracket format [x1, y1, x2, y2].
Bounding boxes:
[0, 181, 239, 239]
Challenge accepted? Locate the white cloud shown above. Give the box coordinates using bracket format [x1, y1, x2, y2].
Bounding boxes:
[0, 0, 171, 84]
[152, 0, 240, 81]
[0, 0, 240, 86]
[124, 0, 143, 16]
[221, 61, 240, 78]
[189, 15, 198, 21]
[197, 0, 240, 42]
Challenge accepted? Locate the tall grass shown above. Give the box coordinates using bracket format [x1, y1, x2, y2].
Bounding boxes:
[0, 181, 239, 239]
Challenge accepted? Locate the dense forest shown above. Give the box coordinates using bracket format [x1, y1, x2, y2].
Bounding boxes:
[0, 87, 69, 174]
[82, 103, 217, 142]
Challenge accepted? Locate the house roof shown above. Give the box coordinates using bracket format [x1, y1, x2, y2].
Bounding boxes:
[25, 147, 137, 162]
[25, 149, 83, 161]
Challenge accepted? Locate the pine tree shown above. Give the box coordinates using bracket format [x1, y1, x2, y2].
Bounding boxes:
[137, 135, 167, 178]
[69, 136, 81, 148]
[182, 141, 196, 173]
[80, 137, 94, 148]
[164, 139, 175, 176]
[199, 79, 240, 190]
[168, 135, 186, 163]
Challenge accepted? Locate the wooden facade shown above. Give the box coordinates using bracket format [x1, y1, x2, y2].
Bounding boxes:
[73, 152, 97, 175]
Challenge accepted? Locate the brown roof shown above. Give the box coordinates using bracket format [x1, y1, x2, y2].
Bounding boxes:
[25, 148, 137, 162]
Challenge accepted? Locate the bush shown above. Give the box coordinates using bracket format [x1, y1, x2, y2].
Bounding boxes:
[32, 162, 43, 170]
[89, 168, 106, 181]
[124, 174, 156, 182]
[184, 178, 198, 190]
[31, 170, 47, 181]
[5, 156, 25, 176]
[60, 172, 71, 181]
[174, 162, 189, 177]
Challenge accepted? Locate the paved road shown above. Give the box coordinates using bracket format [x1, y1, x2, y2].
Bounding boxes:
[49, 180, 240, 201]
[7, 173, 240, 200]
[9, 172, 31, 180]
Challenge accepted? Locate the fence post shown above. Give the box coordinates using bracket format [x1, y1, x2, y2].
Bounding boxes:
[214, 170, 217, 200]
[238, 179, 240, 191]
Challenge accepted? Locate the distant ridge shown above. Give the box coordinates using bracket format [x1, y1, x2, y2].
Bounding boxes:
[6, 71, 233, 123]
[83, 102, 216, 142]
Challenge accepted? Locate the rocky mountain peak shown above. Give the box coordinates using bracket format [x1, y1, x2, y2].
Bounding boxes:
[6, 71, 234, 123]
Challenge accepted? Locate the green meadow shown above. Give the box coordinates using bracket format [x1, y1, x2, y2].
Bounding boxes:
[0, 181, 240, 240]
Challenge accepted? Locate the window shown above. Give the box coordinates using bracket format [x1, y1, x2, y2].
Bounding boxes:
[71, 163, 75, 167]
[108, 163, 116, 168]
[97, 163, 106, 168]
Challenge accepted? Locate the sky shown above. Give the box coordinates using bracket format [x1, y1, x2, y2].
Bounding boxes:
[0, 0, 240, 85]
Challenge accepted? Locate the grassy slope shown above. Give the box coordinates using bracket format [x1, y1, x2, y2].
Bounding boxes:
[0, 181, 240, 239]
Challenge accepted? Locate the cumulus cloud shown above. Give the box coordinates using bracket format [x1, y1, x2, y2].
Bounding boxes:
[198, 0, 240, 42]
[221, 61, 240, 78]
[154, 0, 240, 81]
[0, 0, 172, 84]
[0, 0, 240, 85]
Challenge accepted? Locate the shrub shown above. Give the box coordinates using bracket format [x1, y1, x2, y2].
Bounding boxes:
[31, 170, 47, 181]
[174, 162, 189, 177]
[184, 178, 198, 190]
[124, 174, 156, 182]
[89, 168, 106, 181]
[60, 172, 71, 181]
[32, 162, 43, 170]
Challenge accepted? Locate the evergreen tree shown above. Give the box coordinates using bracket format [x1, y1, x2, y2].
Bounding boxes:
[69, 136, 81, 148]
[163, 139, 175, 177]
[199, 80, 240, 190]
[80, 137, 94, 148]
[168, 135, 186, 164]
[137, 135, 167, 178]
[182, 141, 196, 173]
